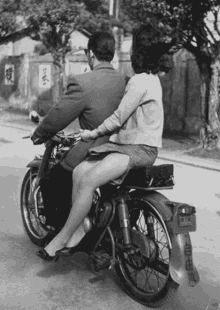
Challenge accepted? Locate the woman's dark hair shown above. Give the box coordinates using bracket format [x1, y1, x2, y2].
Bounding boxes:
[131, 24, 174, 74]
[88, 31, 115, 62]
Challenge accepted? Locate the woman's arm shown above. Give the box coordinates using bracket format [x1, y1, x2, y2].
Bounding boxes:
[98, 76, 146, 134]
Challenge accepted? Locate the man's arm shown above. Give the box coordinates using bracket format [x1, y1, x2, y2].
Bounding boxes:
[31, 77, 86, 144]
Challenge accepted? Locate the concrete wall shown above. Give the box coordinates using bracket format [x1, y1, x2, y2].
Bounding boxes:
[0, 56, 22, 99]
[0, 31, 91, 58]
[160, 49, 201, 133]
[13, 37, 39, 56]
[0, 50, 202, 133]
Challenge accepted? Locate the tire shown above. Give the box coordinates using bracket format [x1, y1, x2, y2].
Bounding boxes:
[115, 198, 179, 308]
[20, 168, 53, 246]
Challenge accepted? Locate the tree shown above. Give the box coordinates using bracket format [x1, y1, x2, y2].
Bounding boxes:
[20, 0, 84, 101]
[21, 0, 121, 103]
[167, 0, 220, 150]
[0, 0, 22, 41]
[121, 0, 220, 149]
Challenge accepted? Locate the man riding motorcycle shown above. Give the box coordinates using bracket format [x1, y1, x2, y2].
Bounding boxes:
[31, 31, 127, 229]
[31, 31, 127, 168]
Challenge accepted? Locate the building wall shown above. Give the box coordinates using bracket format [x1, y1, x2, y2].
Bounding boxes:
[0, 56, 21, 99]
[69, 30, 89, 51]
[0, 42, 14, 58]
[0, 31, 91, 58]
[13, 37, 39, 55]
[0, 50, 202, 133]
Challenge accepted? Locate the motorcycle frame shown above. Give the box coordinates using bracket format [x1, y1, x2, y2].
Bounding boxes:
[26, 141, 200, 288]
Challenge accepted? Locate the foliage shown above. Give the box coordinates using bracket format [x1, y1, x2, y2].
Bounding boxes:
[20, 0, 117, 60]
[21, 0, 87, 59]
[33, 43, 49, 55]
[120, 0, 220, 59]
[121, 0, 220, 148]
[0, 0, 22, 39]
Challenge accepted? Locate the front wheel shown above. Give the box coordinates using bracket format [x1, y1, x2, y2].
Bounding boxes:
[115, 198, 179, 308]
[20, 168, 53, 246]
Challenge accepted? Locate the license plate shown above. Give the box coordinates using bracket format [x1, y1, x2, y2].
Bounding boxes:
[178, 215, 193, 227]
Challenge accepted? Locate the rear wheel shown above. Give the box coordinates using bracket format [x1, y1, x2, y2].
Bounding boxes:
[115, 198, 179, 308]
[20, 168, 53, 246]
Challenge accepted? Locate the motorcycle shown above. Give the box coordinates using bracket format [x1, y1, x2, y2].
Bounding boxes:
[20, 119, 200, 308]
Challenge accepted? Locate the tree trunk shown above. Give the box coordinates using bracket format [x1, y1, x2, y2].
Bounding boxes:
[51, 51, 64, 104]
[208, 58, 220, 149]
[197, 58, 212, 149]
[197, 56, 220, 150]
[60, 54, 66, 95]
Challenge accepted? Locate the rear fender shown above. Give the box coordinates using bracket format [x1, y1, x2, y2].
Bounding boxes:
[129, 190, 173, 248]
[128, 190, 200, 287]
[169, 232, 200, 287]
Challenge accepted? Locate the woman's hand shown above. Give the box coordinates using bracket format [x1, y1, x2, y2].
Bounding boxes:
[80, 129, 99, 142]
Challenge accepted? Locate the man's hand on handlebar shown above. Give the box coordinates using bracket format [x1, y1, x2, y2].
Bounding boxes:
[30, 129, 46, 145]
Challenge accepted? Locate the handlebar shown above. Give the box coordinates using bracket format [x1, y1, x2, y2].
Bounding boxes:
[52, 132, 81, 146]
[24, 112, 82, 146]
[22, 131, 81, 147]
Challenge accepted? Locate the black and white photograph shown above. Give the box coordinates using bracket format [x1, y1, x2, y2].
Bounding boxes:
[0, 0, 220, 309]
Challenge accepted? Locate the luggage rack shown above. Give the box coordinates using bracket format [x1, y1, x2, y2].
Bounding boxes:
[122, 164, 175, 190]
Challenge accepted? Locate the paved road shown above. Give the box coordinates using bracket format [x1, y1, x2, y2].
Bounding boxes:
[0, 135, 220, 309]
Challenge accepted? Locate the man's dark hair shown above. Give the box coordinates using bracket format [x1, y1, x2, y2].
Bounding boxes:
[88, 31, 115, 62]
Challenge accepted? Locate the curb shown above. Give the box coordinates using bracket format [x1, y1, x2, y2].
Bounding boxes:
[158, 154, 220, 172]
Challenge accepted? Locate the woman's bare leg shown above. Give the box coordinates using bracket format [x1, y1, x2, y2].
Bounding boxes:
[44, 159, 99, 255]
[44, 153, 129, 256]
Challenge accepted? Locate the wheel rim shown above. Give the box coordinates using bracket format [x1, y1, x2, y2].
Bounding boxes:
[21, 171, 48, 240]
[119, 204, 170, 296]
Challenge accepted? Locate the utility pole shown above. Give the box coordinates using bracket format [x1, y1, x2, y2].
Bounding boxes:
[109, 0, 120, 30]
[109, 0, 122, 69]
[115, 0, 120, 20]
[109, 0, 114, 31]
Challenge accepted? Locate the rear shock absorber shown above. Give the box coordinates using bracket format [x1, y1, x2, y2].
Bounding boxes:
[117, 196, 131, 247]
[147, 216, 155, 239]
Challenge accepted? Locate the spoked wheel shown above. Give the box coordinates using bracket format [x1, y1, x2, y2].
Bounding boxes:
[20, 168, 53, 246]
[115, 199, 179, 308]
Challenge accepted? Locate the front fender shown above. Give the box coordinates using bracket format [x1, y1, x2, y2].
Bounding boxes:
[26, 158, 42, 169]
[128, 190, 200, 287]
[26, 156, 55, 170]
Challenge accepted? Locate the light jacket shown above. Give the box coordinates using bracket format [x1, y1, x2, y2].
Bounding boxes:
[97, 72, 164, 148]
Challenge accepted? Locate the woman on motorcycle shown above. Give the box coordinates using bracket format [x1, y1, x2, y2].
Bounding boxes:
[37, 24, 174, 260]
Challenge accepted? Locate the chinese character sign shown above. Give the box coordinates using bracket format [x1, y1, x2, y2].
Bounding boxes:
[5, 64, 14, 85]
[39, 65, 51, 88]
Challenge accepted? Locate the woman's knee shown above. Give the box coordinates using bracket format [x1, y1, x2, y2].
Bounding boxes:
[72, 165, 82, 183]
[72, 163, 96, 190]
[73, 154, 130, 190]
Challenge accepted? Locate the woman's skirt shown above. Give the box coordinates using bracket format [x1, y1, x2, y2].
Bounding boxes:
[87, 142, 158, 185]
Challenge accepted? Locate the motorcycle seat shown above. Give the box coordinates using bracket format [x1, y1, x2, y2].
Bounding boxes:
[110, 164, 174, 189]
